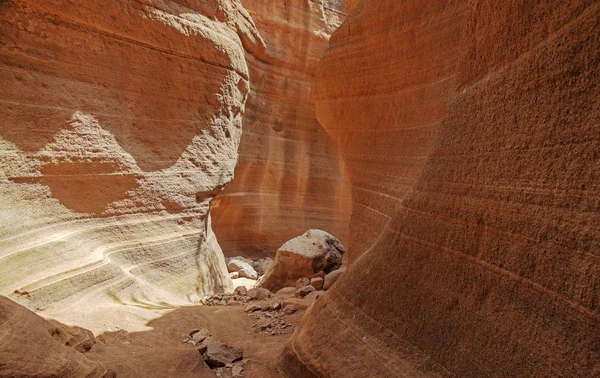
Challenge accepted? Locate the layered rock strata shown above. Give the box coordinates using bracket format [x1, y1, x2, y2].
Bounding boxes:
[210, 0, 352, 258]
[0, 0, 262, 332]
[278, 0, 600, 377]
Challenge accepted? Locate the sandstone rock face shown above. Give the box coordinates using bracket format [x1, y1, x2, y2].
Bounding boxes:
[210, 0, 352, 259]
[0, 0, 263, 332]
[279, 1, 600, 377]
[258, 229, 345, 292]
[0, 296, 109, 377]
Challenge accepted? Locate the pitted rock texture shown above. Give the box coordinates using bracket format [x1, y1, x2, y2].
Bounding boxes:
[210, 0, 352, 259]
[0, 0, 262, 332]
[277, 0, 600, 377]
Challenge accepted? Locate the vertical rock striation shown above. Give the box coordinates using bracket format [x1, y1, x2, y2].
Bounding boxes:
[316, 0, 466, 263]
[210, 0, 352, 258]
[0, 0, 262, 332]
[278, 0, 600, 377]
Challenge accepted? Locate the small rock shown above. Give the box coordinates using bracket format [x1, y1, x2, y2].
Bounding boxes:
[245, 304, 261, 312]
[190, 329, 211, 345]
[215, 367, 233, 378]
[295, 285, 315, 298]
[229, 272, 240, 279]
[283, 304, 299, 314]
[260, 303, 271, 311]
[282, 298, 313, 310]
[234, 286, 248, 296]
[248, 287, 272, 300]
[232, 363, 244, 376]
[256, 319, 272, 331]
[323, 267, 346, 290]
[311, 270, 326, 278]
[296, 278, 310, 288]
[203, 340, 243, 367]
[310, 277, 324, 290]
[197, 337, 212, 354]
[252, 257, 274, 276]
[275, 286, 297, 298]
[270, 302, 282, 311]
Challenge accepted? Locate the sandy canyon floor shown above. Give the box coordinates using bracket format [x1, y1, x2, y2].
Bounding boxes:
[87, 304, 301, 377]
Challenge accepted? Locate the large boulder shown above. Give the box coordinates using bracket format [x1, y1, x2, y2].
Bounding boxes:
[257, 230, 345, 292]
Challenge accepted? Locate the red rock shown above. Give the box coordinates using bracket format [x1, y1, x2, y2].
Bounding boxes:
[283, 304, 300, 315]
[203, 340, 243, 368]
[310, 277, 324, 291]
[190, 329, 211, 346]
[278, 1, 600, 377]
[295, 285, 315, 299]
[247, 288, 272, 301]
[296, 278, 310, 288]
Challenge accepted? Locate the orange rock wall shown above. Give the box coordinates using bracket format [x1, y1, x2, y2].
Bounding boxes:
[211, 0, 352, 258]
[315, 0, 464, 262]
[278, 0, 600, 376]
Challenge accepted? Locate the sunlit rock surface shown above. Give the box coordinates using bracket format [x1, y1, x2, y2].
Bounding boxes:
[277, 0, 600, 377]
[0, 0, 263, 332]
[210, 0, 352, 258]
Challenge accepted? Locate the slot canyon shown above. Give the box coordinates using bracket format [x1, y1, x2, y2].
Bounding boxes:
[0, 0, 598, 377]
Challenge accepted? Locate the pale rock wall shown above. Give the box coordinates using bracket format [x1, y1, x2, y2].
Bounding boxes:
[277, 0, 600, 377]
[0, 0, 262, 333]
[210, 0, 352, 258]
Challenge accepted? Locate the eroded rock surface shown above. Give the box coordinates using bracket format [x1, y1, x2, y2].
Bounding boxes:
[0, 0, 263, 332]
[278, 0, 600, 377]
[210, 0, 352, 259]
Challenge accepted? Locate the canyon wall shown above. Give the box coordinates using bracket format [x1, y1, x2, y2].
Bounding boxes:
[210, 0, 352, 258]
[278, 0, 600, 377]
[0, 0, 264, 332]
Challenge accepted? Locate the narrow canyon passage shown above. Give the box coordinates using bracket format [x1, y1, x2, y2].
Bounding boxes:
[1, 0, 599, 377]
